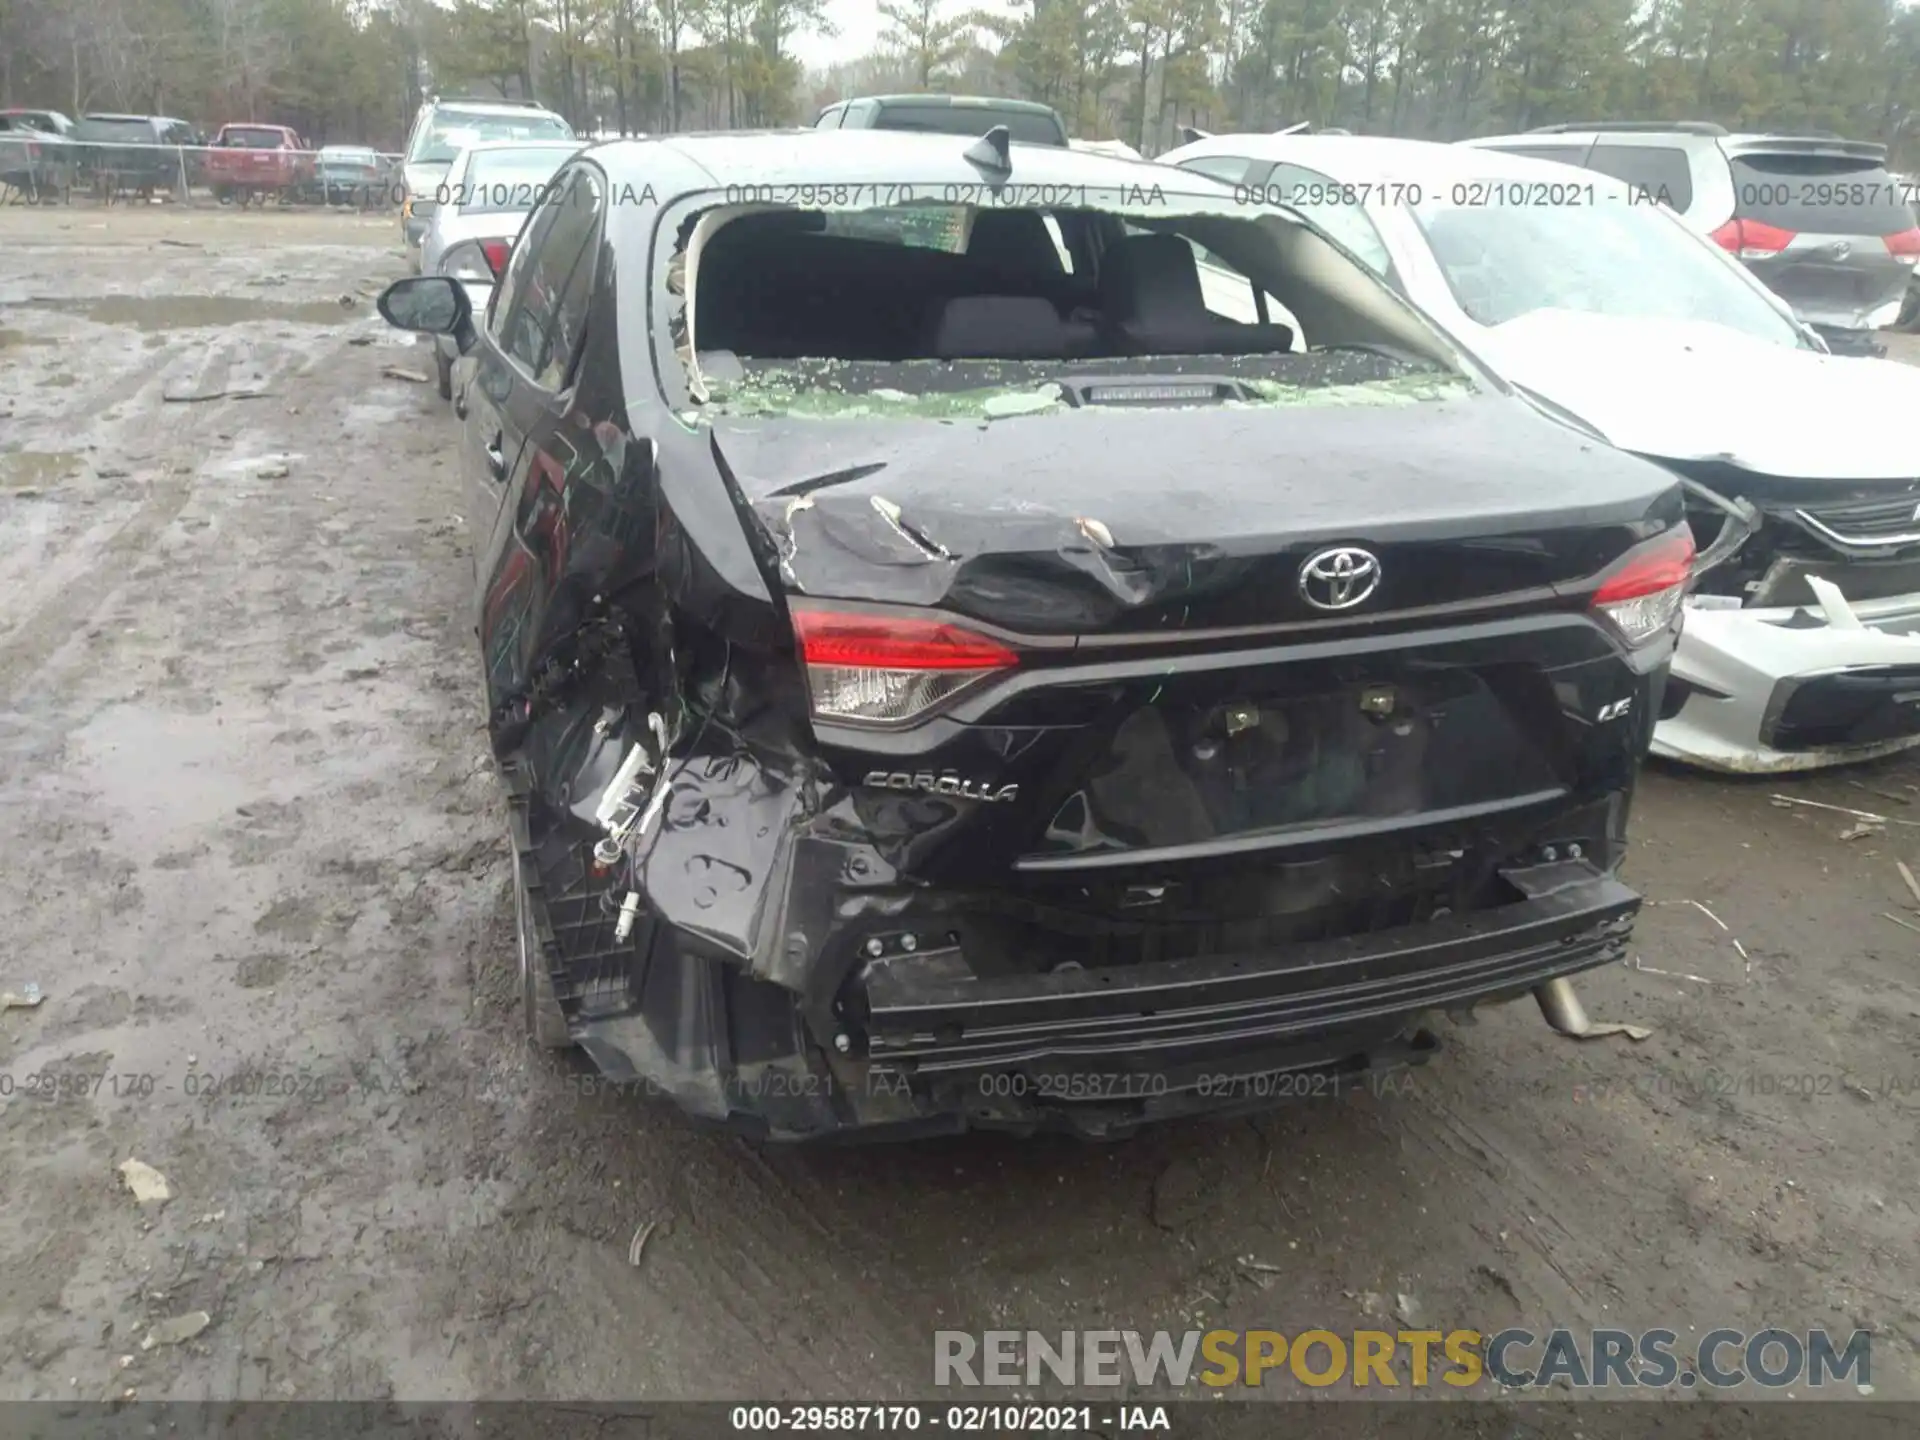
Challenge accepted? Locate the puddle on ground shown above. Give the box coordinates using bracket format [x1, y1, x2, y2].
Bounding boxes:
[0, 450, 79, 490]
[0, 328, 53, 350]
[24, 295, 352, 330]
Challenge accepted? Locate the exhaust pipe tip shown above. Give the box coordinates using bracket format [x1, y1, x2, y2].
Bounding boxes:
[1534, 977, 1592, 1036]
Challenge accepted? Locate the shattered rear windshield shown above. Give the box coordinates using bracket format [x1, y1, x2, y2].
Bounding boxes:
[677, 194, 1473, 416]
[698, 356, 1468, 421]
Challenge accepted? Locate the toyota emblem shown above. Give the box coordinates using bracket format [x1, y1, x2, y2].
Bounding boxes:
[1298, 546, 1382, 611]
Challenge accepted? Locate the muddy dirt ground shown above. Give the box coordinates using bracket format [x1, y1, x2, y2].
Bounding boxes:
[1, 205, 1916, 1414]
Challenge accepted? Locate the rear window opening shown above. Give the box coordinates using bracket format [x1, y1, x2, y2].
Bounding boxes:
[410, 112, 572, 164]
[220, 127, 290, 148]
[1729, 151, 1917, 235]
[683, 199, 1470, 416]
[76, 119, 155, 142]
[460, 148, 578, 213]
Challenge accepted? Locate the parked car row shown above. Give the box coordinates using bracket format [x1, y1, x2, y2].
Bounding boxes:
[367, 118, 1835, 1143]
[0, 106, 397, 205]
[0, 108, 80, 199]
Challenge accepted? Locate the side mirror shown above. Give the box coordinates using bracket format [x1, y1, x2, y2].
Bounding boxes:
[377, 275, 476, 353]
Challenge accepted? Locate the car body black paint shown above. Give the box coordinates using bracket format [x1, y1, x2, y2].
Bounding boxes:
[412, 133, 1689, 1140]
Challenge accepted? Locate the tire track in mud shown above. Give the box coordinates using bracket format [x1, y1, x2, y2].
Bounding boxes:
[649, 1140, 940, 1394]
[158, 359, 521, 1398]
[1389, 1095, 1601, 1315]
[0, 335, 285, 690]
[431, 1072, 942, 1398]
[0, 233, 513, 1400]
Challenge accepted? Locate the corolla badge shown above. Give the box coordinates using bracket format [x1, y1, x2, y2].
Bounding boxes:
[1298, 546, 1382, 611]
[864, 771, 1019, 802]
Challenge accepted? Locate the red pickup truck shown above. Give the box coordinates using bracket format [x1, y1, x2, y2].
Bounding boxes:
[206, 123, 313, 204]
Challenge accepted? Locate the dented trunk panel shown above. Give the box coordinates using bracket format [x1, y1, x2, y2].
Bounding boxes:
[718, 394, 1679, 633]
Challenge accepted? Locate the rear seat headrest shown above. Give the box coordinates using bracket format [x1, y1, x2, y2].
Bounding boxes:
[1099, 233, 1208, 323]
[1096, 232, 1295, 356]
[966, 209, 1065, 275]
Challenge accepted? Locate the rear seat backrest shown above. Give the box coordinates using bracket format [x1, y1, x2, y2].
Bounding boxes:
[1099, 233, 1210, 327]
[926, 296, 1097, 359]
[1097, 232, 1295, 357]
[965, 209, 1076, 310]
[697, 218, 1110, 359]
[700, 231, 953, 357]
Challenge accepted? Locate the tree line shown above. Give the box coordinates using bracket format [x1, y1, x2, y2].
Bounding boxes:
[2, 0, 1915, 162]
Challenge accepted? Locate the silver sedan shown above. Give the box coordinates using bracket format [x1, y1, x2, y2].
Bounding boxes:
[419, 138, 585, 398]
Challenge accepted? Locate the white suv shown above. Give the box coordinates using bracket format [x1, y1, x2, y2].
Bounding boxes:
[398, 97, 573, 257]
[1465, 122, 1919, 353]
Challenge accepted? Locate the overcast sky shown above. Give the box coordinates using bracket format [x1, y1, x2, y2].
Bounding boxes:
[789, 0, 890, 71]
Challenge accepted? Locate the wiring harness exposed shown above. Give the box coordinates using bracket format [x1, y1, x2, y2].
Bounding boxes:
[589, 642, 734, 944]
[593, 709, 672, 942]
[493, 614, 644, 753]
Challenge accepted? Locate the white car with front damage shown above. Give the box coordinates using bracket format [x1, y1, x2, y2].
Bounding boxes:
[1159, 132, 1920, 773]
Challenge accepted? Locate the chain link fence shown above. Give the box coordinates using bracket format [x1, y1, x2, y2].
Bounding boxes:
[0, 136, 408, 211]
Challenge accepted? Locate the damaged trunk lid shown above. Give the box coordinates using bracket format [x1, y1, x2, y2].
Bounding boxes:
[722, 371, 1674, 633]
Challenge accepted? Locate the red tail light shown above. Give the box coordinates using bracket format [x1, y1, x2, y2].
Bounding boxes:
[479, 238, 511, 277]
[1885, 227, 1920, 266]
[1591, 528, 1695, 648]
[791, 607, 1018, 725]
[1709, 218, 1796, 259]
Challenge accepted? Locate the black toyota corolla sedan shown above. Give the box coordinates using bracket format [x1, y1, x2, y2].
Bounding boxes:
[377, 126, 1697, 1141]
